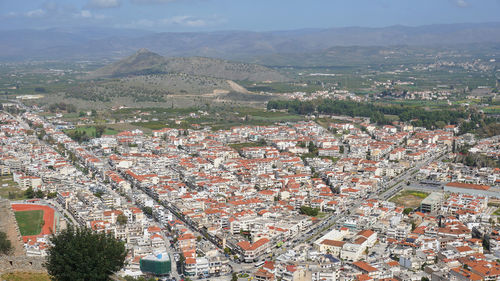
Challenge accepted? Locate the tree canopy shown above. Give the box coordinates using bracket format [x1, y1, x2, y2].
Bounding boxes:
[300, 205, 320, 217]
[266, 98, 487, 129]
[45, 227, 127, 281]
[0, 231, 12, 255]
[117, 214, 128, 225]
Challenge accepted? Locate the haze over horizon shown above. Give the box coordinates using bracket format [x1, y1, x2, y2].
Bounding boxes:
[1, 0, 500, 32]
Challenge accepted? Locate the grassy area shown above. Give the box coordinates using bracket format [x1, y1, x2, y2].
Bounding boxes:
[64, 126, 118, 137]
[14, 210, 44, 236]
[131, 121, 168, 130]
[494, 208, 500, 216]
[315, 212, 328, 219]
[389, 190, 429, 208]
[0, 175, 26, 200]
[228, 142, 267, 151]
[107, 123, 154, 134]
[1, 272, 50, 281]
[384, 114, 399, 121]
[483, 105, 500, 114]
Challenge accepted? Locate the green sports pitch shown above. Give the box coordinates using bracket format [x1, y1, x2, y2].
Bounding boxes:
[14, 210, 44, 236]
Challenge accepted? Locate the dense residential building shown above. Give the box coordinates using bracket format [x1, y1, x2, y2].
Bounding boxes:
[1, 104, 499, 281]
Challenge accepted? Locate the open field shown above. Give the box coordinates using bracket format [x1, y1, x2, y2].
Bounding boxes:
[389, 190, 429, 208]
[228, 142, 267, 151]
[14, 210, 44, 236]
[131, 121, 169, 130]
[64, 126, 118, 137]
[0, 175, 25, 200]
[1, 272, 50, 281]
[315, 212, 328, 219]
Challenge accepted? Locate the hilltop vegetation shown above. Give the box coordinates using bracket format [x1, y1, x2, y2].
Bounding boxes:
[67, 73, 234, 102]
[87, 49, 287, 82]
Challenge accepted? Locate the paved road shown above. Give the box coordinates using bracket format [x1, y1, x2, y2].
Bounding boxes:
[379, 152, 447, 201]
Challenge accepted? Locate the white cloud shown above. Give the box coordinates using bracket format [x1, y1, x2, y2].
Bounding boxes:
[130, 0, 176, 4]
[86, 0, 121, 9]
[25, 9, 46, 18]
[121, 15, 224, 29]
[160, 16, 207, 27]
[73, 9, 108, 20]
[456, 0, 468, 7]
[4, 12, 19, 18]
[132, 19, 156, 27]
[80, 10, 93, 18]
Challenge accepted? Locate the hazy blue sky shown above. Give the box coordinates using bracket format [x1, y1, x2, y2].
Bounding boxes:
[1, 0, 499, 31]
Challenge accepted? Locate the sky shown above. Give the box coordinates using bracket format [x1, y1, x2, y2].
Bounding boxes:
[1, 0, 499, 32]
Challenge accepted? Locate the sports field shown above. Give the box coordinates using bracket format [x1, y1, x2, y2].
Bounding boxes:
[14, 210, 44, 236]
[11, 203, 56, 242]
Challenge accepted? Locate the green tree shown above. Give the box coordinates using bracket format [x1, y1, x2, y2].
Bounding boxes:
[35, 190, 45, 199]
[0, 231, 12, 255]
[47, 192, 57, 199]
[45, 227, 127, 281]
[299, 206, 319, 217]
[95, 125, 106, 138]
[411, 222, 417, 231]
[308, 141, 317, 154]
[25, 187, 34, 199]
[37, 130, 46, 140]
[232, 273, 238, 281]
[483, 236, 490, 251]
[142, 206, 153, 216]
[403, 208, 413, 215]
[116, 214, 127, 226]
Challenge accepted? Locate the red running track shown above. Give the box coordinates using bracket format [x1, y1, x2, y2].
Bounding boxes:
[12, 203, 56, 242]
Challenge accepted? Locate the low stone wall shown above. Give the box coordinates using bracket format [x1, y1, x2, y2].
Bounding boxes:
[0, 199, 25, 256]
[0, 256, 47, 273]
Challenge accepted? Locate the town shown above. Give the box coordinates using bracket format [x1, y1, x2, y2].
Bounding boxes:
[1, 98, 499, 281]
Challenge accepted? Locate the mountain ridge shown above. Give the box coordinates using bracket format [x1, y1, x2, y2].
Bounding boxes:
[1, 22, 500, 62]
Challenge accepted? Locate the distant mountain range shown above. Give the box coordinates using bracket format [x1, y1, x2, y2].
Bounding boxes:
[88, 48, 287, 82]
[1, 22, 500, 62]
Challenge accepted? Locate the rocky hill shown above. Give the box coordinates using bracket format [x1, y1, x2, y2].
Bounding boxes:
[87, 49, 288, 82]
